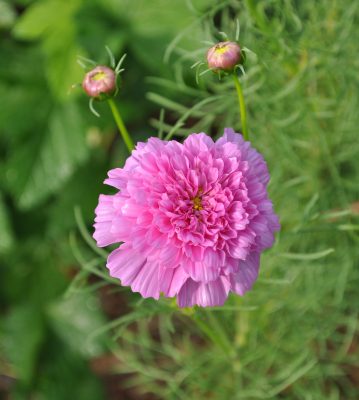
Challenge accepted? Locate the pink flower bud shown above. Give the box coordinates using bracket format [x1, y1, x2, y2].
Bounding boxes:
[207, 41, 242, 72]
[82, 65, 116, 98]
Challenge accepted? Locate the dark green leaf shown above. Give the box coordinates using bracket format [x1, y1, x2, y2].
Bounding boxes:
[5, 103, 89, 209]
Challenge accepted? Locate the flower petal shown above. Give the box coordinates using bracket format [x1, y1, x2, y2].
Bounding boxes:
[159, 266, 188, 297]
[107, 245, 146, 286]
[93, 194, 118, 247]
[131, 261, 160, 299]
[177, 276, 230, 307]
[229, 252, 260, 295]
[184, 261, 219, 283]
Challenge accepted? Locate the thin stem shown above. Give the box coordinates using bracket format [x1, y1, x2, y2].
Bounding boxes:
[107, 98, 134, 152]
[233, 73, 249, 140]
[192, 311, 233, 358]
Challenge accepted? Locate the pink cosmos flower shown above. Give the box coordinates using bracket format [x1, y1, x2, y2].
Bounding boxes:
[94, 129, 280, 307]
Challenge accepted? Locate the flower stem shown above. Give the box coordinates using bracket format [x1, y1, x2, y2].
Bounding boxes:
[107, 98, 134, 152]
[233, 73, 249, 140]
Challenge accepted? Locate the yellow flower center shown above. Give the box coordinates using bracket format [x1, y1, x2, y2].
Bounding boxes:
[92, 71, 106, 81]
[214, 44, 230, 55]
[192, 189, 203, 211]
[193, 195, 203, 211]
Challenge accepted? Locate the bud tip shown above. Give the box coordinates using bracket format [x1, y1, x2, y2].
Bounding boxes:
[82, 65, 116, 99]
[207, 41, 242, 72]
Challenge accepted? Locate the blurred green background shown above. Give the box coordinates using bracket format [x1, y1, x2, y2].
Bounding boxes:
[0, 0, 358, 399]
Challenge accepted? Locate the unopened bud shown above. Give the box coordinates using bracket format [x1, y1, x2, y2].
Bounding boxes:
[207, 41, 242, 72]
[82, 65, 116, 99]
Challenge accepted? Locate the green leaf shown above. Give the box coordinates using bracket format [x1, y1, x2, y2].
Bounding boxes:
[3, 303, 45, 386]
[45, 39, 84, 101]
[5, 103, 89, 209]
[13, 0, 80, 40]
[0, 1, 16, 30]
[0, 194, 14, 254]
[35, 335, 104, 400]
[13, 0, 84, 100]
[102, 0, 210, 69]
[47, 292, 107, 358]
[0, 43, 51, 139]
[47, 162, 106, 236]
[279, 248, 335, 261]
[0, 83, 51, 140]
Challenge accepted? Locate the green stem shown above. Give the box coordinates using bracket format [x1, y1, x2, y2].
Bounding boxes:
[107, 98, 134, 152]
[233, 73, 249, 141]
[192, 311, 233, 358]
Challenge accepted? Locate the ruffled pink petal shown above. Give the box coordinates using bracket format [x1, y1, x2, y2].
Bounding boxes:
[131, 260, 160, 299]
[93, 194, 118, 247]
[158, 245, 182, 268]
[219, 128, 270, 185]
[229, 252, 260, 295]
[256, 231, 275, 250]
[203, 248, 225, 268]
[104, 168, 127, 189]
[177, 276, 230, 307]
[111, 217, 134, 241]
[107, 245, 160, 299]
[219, 127, 245, 146]
[183, 133, 214, 154]
[107, 245, 146, 286]
[184, 261, 219, 283]
[159, 266, 189, 297]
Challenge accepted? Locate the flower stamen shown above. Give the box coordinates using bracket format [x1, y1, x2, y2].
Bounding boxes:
[92, 71, 107, 81]
[193, 195, 203, 211]
[214, 42, 231, 54]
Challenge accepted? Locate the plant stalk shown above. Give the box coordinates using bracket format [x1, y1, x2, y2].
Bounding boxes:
[233, 73, 249, 140]
[107, 98, 134, 152]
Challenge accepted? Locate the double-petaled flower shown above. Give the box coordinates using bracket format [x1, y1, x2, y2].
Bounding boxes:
[93, 129, 279, 307]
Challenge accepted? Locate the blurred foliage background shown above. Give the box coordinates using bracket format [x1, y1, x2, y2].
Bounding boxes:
[0, 0, 358, 399]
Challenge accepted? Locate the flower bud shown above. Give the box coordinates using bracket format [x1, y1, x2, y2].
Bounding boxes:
[82, 65, 116, 99]
[207, 41, 242, 72]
